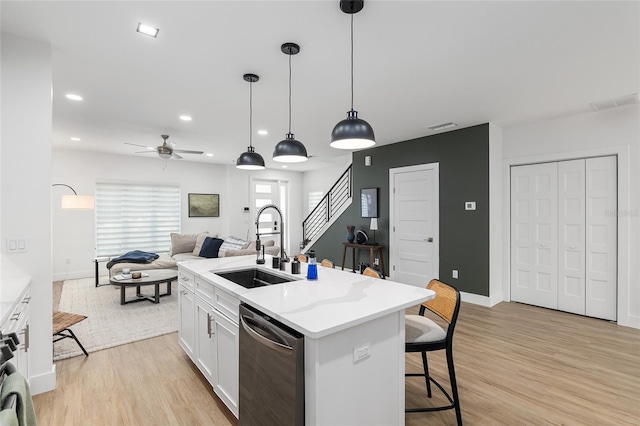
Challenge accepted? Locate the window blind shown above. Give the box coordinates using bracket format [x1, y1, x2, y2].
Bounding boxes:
[95, 182, 181, 257]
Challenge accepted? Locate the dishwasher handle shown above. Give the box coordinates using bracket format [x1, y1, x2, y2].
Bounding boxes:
[240, 315, 293, 355]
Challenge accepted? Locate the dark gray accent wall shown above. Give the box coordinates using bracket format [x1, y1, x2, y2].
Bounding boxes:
[310, 124, 490, 296]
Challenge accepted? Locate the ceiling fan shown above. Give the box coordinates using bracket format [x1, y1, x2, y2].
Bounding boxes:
[126, 134, 204, 159]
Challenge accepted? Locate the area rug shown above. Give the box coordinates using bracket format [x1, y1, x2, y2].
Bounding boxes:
[54, 277, 178, 360]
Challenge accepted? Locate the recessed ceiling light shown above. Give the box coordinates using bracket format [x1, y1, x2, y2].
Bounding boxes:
[281, 165, 288, 168]
[206, 153, 213, 157]
[65, 94, 83, 101]
[70, 137, 81, 141]
[427, 122, 458, 131]
[137, 23, 159, 38]
[257, 130, 269, 136]
[146, 147, 155, 150]
[179, 115, 192, 121]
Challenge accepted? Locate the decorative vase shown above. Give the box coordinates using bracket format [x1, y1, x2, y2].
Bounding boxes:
[346, 225, 356, 243]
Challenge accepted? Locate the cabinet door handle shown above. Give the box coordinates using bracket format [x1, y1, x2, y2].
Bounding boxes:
[10, 312, 21, 322]
[22, 296, 31, 304]
[207, 312, 213, 337]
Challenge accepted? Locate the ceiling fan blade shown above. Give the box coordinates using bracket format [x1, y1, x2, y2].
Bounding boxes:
[125, 142, 150, 148]
[135, 151, 157, 154]
[172, 153, 183, 159]
[173, 149, 204, 154]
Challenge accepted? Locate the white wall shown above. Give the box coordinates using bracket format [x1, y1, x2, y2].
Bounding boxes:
[502, 105, 640, 328]
[1, 33, 55, 393]
[301, 158, 351, 218]
[226, 166, 304, 255]
[53, 148, 304, 279]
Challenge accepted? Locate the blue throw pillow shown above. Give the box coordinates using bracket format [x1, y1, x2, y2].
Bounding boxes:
[199, 237, 224, 258]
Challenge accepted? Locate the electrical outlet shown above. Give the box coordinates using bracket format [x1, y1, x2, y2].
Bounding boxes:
[452, 269, 459, 279]
[353, 342, 371, 363]
[374, 258, 379, 266]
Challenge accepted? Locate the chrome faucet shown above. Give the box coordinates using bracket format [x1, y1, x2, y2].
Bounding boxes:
[255, 203, 288, 263]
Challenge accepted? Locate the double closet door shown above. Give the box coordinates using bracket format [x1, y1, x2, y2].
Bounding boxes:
[510, 156, 617, 321]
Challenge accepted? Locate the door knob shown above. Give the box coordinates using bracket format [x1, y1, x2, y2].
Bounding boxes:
[424, 237, 434, 243]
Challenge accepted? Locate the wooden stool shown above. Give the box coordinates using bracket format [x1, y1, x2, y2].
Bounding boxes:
[53, 311, 89, 357]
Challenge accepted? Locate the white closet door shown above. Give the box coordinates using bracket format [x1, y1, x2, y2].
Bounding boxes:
[510, 163, 558, 309]
[585, 156, 617, 321]
[557, 160, 586, 315]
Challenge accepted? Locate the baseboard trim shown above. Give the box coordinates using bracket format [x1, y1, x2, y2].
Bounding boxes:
[30, 364, 56, 395]
[461, 291, 504, 307]
[53, 269, 93, 281]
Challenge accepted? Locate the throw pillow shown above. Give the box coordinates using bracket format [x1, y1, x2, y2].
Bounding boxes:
[246, 239, 275, 250]
[192, 232, 210, 255]
[170, 232, 200, 256]
[199, 237, 224, 258]
[218, 236, 248, 257]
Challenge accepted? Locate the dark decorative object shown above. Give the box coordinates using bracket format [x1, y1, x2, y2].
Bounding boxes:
[346, 225, 356, 242]
[188, 193, 219, 217]
[361, 187, 378, 218]
[355, 229, 368, 244]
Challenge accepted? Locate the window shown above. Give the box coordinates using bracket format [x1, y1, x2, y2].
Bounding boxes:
[95, 182, 180, 257]
[309, 191, 324, 214]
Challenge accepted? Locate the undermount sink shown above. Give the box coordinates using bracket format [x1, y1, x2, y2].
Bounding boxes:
[214, 268, 296, 289]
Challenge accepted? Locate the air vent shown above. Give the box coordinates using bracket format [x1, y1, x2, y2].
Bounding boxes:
[428, 122, 458, 131]
[590, 93, 639, 111]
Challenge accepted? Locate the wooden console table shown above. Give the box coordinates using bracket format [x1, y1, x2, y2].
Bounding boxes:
[341, 242, 386, 277]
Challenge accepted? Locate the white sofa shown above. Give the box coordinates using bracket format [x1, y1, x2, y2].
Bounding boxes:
[108, 232, 279, 275]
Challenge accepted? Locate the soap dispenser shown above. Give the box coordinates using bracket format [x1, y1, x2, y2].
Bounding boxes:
[306, 250, 318, 281]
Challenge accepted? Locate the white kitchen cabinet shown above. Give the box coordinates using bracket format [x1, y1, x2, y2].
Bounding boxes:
[1, 285, 31, 381]
[178, 281, 196, 358]
[195, 295, 215, 384]
[178, 265, 239, 418]
[212, 307, 239, 418]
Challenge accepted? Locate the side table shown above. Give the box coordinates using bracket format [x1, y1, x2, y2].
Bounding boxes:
[341, 242, 386, 277]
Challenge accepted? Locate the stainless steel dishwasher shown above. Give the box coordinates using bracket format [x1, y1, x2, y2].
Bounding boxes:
[239, 303, 304, 426]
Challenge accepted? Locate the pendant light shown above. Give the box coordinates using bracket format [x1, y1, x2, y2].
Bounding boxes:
[236, 73, 266, 170]
[330, 0, 375, 150]
[273, 42, 308, 163]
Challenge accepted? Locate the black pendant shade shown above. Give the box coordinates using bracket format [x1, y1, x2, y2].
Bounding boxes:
[273, 42, 308, 163]
[331, 0, 375, 150]
[236, 146, 265, 170]
[330, 109, 375, 149]
[273, 132, 308, 163]
[237, 73, 265, 170]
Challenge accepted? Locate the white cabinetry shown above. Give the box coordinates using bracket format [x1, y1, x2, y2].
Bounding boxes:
[177, 266, 239, 418]
[178, 271, 195, 358]
[1, 285, 31, 381]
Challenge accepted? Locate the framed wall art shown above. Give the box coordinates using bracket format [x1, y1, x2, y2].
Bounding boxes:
[188, 193, 219, 217]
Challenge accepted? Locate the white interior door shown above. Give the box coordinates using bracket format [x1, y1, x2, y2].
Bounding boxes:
[510, 162, 558, 309]
[558, 159, 586, 315]
[390, 163, 439, 287]
[585, 156, 617, 321]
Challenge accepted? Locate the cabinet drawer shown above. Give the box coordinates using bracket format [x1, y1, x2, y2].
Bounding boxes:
[214, 287, 239, 324]
[195, 277, 214, 305]
[178, 269, 195, 292]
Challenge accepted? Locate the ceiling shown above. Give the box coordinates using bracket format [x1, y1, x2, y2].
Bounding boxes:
[2, 1, 638, 171]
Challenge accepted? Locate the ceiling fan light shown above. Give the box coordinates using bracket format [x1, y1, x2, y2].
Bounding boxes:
[158, 152, 172, 160]
[236, 146, 265, 170]
[273, 133, 308, 163]
[330, 110, 376, 149]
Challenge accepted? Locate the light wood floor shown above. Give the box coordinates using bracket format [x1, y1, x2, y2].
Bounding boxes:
[36, 300, 639, 425]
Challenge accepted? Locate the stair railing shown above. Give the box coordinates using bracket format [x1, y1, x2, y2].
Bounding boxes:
[302, 165, 352, 247]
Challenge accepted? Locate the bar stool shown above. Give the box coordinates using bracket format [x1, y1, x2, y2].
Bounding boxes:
[53, 311, 89, 357]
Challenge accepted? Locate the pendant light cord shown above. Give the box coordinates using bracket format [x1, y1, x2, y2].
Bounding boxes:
[350, 13, 354, 111]
[249, 80, 253, 148]
[288, 50, 292, 134]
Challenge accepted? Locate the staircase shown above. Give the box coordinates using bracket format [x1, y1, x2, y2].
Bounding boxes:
[302, 165, 352, 250]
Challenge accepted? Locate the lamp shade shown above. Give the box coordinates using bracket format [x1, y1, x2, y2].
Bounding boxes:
[369, 217, 378, 231]
[61, 194, 94, 210]
[236, 146, 265, 170]
[330, 110, 376, 149]
[273, 133, 308, 163]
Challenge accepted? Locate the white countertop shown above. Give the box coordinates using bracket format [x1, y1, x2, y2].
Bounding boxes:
[179, 255, 434, 339]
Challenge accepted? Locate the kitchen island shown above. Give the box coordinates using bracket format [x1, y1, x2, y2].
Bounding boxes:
[178, 255, 434, 425]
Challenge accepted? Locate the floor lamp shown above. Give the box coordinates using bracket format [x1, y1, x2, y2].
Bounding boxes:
[52, 183, 94, 210]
